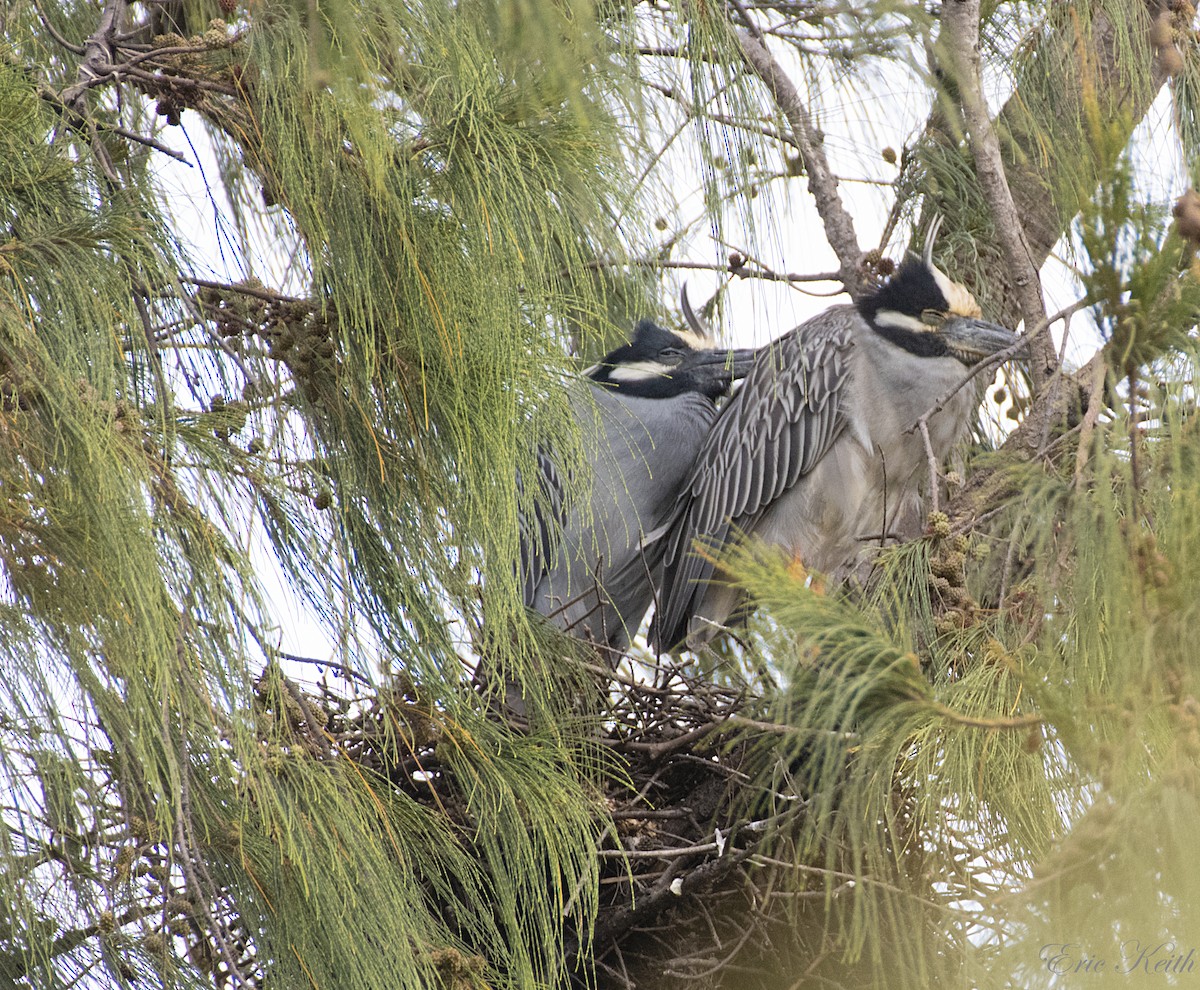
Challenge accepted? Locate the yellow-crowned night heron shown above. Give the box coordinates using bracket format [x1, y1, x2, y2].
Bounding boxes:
[522, 307, 756, 653]
[650, 237, 1020, 652]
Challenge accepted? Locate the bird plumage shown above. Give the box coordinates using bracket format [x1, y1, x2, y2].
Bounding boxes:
[522, 316, 755, 652]
[650, 252, 1020, 652]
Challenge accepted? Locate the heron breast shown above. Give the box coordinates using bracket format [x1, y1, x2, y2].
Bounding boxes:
[753, 437, 874, 573]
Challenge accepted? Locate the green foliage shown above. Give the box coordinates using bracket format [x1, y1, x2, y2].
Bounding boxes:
[706, 243, 1200, 985]
[2, 0, 1199, 988]
[1078, 153, 1200, 369]
[714, 539, 1053, 985]
[0, 1, 636, 985]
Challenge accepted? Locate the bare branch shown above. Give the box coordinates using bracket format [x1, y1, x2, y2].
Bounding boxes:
[102, 122, 192, 163]
[1073, 358, 1109, 488]
[184, 275, 306, 305]
[60, 0, 124, 118]
[569, 256, 840, 285]
[931, 703, 1043, 730]
[906, 298, 1093, 438]
[938, 0, 1055, 386]
[996, 0, 1176, 269]
[644, 79, 799, 148]
[31, 0, 85, 55]
[918, 419, 940, 514]
[732, 25, 863, 296]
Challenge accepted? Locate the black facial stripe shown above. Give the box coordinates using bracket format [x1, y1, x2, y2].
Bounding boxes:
[871, 322, 951, 358]
[588, 320, 695, 382]
[856, 259, 964, 359]
[592, 370, 731, 400]
[857, 259, 950, 329]
[586, 319, 732, 399]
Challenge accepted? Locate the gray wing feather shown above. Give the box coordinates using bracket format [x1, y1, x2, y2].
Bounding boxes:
[519, 449, 569, 609]
[651, 312, 855, 649]
[526, 386, 719, 649]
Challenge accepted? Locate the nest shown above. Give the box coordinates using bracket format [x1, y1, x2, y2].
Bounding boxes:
[249, 650, 841, 989]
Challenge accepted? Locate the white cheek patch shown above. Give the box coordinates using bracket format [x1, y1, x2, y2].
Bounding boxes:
[609, 360, 673, 382]
[930, 265, 982, 319]
[874, 309, 930, 333]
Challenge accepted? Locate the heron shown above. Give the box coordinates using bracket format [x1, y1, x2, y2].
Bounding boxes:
[650, 233, 1021, 652]
[521, 308, 757, 652]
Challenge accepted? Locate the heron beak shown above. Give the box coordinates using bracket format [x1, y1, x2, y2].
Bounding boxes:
[685, 347, 759, 380]
[940, 317, 1022, 364]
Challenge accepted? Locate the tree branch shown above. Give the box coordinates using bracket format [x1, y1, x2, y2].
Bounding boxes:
[997, 0, 1176, 268]
[61, 0, 124, 118]
[589, 845, 757, 952]
[568, 256, 840, 285]
[733, 26, 863, 296]
[645, 78, 800, 149]
[922, 1, 1176, 356]
[906, 298, 1092, 441]
[938, 0, 1055, 387]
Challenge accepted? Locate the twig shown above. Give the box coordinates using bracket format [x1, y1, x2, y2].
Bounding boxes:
[169, 640, 255, 990]
[61, 0, 124, 117]
[31, 0, 85, 54]
[174, 814, 253, 988]
[671, 907, 761, 979]
[594, 956, 636, 989]
[747, 856, 953, 913]
[100, 121, 192, 163]
[716, 239, 843, 291]
[184, 275, 306, 305]
[644, 79, 799, 149]
[605, 721, 721, 756]
[589, 845, 757, 951]
[733, 19, 863, 296]
[5, 903, 160, 976]
[598, 840, 722, 860]
[279, 672, 335, 759]
[939, 0, 1054, 386]
[918, 419, 940, 514]
[118, 63, 239, 96]
[722, 716, 856, 741]
[931, 703, 1042, 730]
[572, 256, 840, 285]
[277, 650, 372, 685]
[117, 41, 231, 71]
[610, 808, 691, 820]
[1072, 358, 1109, 488]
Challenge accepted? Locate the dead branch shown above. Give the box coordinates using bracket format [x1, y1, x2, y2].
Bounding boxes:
[938, 0, 1055, 387]
[733, 23, 863, 296]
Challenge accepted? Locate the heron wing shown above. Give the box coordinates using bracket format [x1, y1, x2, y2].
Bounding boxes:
[522, 387, 718, 647]
[651, 310, 855, 650]
[519, 447, 569, 609]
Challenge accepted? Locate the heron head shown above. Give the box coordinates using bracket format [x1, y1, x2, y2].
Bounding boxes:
[587, 305, 756, 400]
[856, 219, 1020, 366]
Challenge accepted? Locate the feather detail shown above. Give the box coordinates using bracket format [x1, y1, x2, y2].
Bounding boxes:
[650, 309, 855, 652]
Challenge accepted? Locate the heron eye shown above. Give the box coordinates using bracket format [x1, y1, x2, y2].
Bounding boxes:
[920, 309, 947, 329]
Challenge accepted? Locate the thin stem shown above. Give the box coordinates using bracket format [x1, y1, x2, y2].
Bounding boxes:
[939, 0, 1055, 386]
